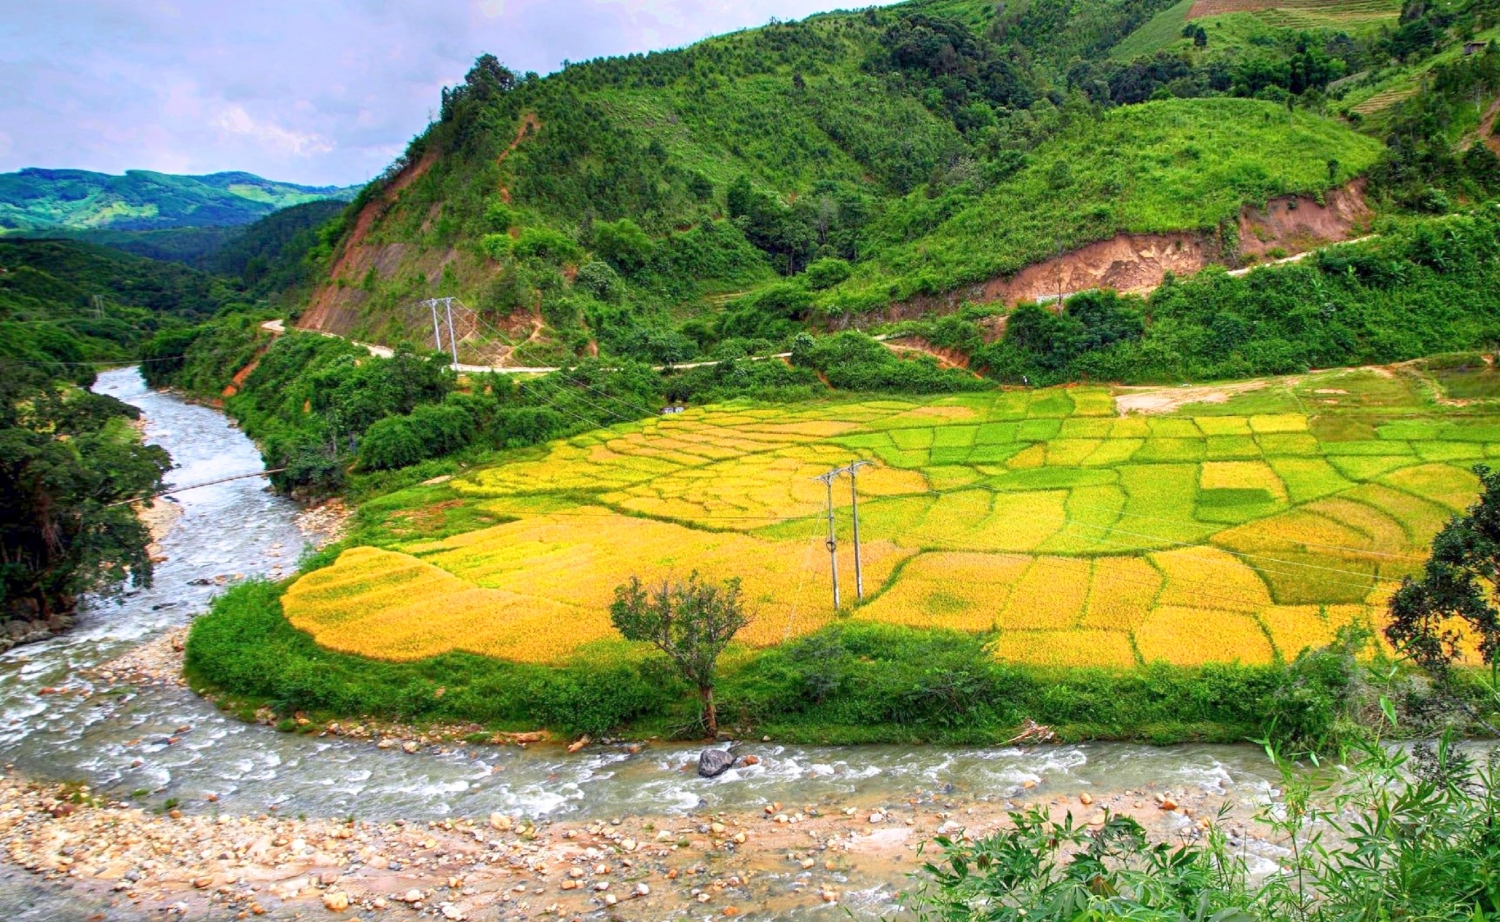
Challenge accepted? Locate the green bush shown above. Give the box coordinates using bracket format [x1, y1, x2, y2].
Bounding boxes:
[793, 331, 989, 393]
[512, 227, 580, 263]
[358, 402, 475, 471]
[480, 233, 513, 261]
[905, 733, 1500, 922]
[591, 218, 654, 274]
[804, 257, 852, 290]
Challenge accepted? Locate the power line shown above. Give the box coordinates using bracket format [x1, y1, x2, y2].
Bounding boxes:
[106, 468, 288, 507]
[0, 353, 192, 368]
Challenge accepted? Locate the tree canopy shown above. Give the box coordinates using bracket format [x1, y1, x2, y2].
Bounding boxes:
[610, 571, 749, 735]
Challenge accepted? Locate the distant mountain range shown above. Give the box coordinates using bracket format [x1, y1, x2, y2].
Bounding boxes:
[0, 168, 361, 233]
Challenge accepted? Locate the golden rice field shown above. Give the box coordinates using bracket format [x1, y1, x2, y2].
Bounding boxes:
[284, 366, 1500, 670]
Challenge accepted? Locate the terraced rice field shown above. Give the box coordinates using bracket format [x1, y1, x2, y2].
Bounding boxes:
[1351, 87, 1419, 116]
[285, 366, 1499, 670]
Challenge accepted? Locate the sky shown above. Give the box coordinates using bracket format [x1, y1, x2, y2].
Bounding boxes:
[1, 0, 885, 188]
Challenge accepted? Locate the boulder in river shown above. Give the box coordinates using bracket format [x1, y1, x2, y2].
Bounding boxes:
[698, 748, 735, 778]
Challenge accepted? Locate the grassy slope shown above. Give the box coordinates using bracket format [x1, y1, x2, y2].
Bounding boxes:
[1111, 0, 1198, 59]
[822, 98, 1383, 309]
[1113, 0, 1401, 60]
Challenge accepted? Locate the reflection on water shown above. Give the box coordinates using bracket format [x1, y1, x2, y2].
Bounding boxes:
[0, 368, 1284, 920]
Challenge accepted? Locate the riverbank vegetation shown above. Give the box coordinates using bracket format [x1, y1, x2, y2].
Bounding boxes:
[187, 575, 1500, 750]
[905, 730, 1500, 922]
[0, 357, 169, 627]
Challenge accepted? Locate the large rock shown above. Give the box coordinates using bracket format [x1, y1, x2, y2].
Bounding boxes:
[697, 749, 736, 778]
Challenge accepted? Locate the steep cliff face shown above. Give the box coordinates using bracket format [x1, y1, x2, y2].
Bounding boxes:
[298, 152, 444, 338]
[1237, 179, 1371, 260]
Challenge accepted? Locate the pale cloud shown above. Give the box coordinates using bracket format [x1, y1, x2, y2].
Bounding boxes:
[211, 105, 335, 158]
[0, 0, 897, 186]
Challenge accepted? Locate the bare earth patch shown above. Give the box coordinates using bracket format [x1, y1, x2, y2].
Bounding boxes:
[1113, 380, 1272, 415]
[295, 499, 352, 549]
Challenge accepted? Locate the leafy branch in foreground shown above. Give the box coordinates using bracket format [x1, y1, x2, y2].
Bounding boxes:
[1386, 463, 1500, 700]
[609, 571, 749, 737]
[902, 727, 1500, 922]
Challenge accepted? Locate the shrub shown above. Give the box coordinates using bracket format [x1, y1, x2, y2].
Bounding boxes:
[358, 402, 475, 471]
[480, 233, 513, 261]
[804, 257, 852, 290]
[512, 227, 580, 263]
[483, 200, 514, 232]
[904, 732, 1500, 922]
[591, 218, 654, 274]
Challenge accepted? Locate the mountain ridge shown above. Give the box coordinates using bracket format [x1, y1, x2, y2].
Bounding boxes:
[0, 167, 360, 233]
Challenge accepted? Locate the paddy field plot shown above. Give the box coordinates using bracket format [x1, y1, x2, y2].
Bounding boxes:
[284, 366, 1498, 669]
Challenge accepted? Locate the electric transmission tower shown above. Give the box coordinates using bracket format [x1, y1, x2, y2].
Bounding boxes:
[422, 297, 461, 367]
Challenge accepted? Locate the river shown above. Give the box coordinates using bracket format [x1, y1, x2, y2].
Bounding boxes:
[0, 368, 1286, 920]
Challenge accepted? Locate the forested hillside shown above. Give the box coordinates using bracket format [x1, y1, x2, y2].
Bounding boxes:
[0, 240, 232, 374]
[296, 0, 1500, 367]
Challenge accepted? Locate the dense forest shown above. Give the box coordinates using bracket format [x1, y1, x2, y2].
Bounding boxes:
[0, 333, 170, 630]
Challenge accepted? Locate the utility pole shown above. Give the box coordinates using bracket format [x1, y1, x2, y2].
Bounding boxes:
[843, 459, 874, 600]
[814, 470, 841, 609]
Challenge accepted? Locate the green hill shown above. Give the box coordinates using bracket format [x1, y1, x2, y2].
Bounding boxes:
[0, 168, 358, 233]
[296, 0, 1499, 365]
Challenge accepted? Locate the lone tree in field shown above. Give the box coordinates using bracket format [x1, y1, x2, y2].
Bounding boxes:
[610, 572, 749, 736]
[1386, 464, 1500, 686]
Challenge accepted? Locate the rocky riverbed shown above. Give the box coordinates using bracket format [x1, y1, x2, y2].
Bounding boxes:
[0, 756, 1267, 921]
[45, 630, 1278, 920]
